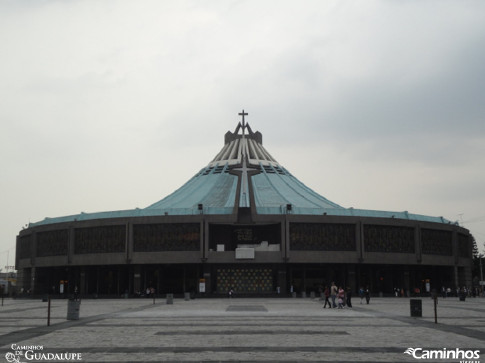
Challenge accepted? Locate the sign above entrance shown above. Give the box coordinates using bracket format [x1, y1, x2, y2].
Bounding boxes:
[235, 247, 255, 259]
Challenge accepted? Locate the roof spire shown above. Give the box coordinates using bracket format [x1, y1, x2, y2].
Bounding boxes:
[238, 109, 248, 135]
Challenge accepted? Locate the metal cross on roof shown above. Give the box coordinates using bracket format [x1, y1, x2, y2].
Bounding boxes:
[238, 109, 248, 133]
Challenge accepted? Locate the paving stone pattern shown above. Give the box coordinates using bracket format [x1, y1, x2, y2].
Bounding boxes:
[0, 297, 484, 362]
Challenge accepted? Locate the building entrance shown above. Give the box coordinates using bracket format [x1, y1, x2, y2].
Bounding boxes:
[216, 267, 273, 294]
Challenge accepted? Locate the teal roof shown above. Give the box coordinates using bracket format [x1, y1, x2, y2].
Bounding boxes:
[146, 164, 238, 213]
[252, 165, 342, 210]
[28, 117, 456, 228]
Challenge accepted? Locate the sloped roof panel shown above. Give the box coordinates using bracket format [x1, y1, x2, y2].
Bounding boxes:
[252, 170, 344, 210]
[146, 170, 238, 210]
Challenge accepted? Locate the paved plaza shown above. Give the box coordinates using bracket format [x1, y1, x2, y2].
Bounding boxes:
[0, 296, 484, 362]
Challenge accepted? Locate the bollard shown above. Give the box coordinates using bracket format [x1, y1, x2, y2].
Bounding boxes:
[310, 291, 315, 299]
[166, 293, 173, 304]
[431, 289, 438, 324]
[184, 292, 190, 301]
[292, 292, 296, 298]
[67, 299, 81, 320]
[410, 299, 422, 317]
[301, 292, 306, 298]
[47, 296, 51, 326]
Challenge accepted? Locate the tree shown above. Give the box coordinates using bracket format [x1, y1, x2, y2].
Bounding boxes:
[471, 234, 480, 282]
[472, 234, 479, 258]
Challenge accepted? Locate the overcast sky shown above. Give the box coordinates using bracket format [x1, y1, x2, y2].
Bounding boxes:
[1, 0, 485, 271]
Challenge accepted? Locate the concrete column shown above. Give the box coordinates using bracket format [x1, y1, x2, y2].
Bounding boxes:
[80, 271, 86, 294]
[15, 236, 20, 272]
[278, 269, 287, 295]
[357, 222, 363, 262]
[302, 267, 306, 293]
[285, 218, 290, 261]
[157, 266, 162, 294]
[31, 232, 37, 270]
[454, 265, 459, 289]
[463, 266, 472, 288]
[30, 266, 36, 295]
[203, 263, 211, 294]
[68, 226, 75, 264]
[133, 266, 141, 294]
[415, 225, 422, 263]
[126, 222, 133, 263]
[202, 219, 208, 260]
[452, 229, 458, 266]
[96, 267, 100, 295]
[16, 269, 27, 294]
[403, 270, 410, 297]
[347, 265, 356, 292]
[203, 272, 211, 294]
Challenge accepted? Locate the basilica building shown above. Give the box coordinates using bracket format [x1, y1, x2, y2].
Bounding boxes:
[16, 111, 472, 297]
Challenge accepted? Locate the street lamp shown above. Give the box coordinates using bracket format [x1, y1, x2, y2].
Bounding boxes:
[479, 253, 484, 297]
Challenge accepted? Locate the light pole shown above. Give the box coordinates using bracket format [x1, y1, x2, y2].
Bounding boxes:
[480, 254, 484, 296]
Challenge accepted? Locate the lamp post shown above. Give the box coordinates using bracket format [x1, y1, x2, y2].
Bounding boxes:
[480, 254, 484, 297]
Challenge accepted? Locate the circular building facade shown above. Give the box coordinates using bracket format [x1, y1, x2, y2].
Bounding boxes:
[16, 112, 473, 297]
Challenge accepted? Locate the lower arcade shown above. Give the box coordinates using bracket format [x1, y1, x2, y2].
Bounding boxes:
[20, 262, 464, 298]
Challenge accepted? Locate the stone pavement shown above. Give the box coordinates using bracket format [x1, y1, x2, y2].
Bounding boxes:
[0, 296, 484, 362]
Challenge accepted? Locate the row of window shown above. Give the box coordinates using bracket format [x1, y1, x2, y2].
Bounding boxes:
[18, 223, 470, 258]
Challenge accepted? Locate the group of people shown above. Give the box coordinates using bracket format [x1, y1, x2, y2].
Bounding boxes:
[321, 282, 366, 308]
[321, 283, 371, 308]
[441, 286, 482, 298]
[133, 287, 156, 297]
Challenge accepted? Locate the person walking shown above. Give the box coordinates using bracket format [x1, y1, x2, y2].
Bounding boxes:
[337, 286, 345, 309]
[330, 282, 338, 308]
[359, 286, 365, 304]
[365, 286, 371, 304]
[323, 286, 331, 308]
[346, 286, 352, 308]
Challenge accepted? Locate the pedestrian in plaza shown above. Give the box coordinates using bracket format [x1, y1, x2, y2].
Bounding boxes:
[323, 286, 331, 308]
[337, 286, 345, 308]
[330, 282, 338, 308]
[358, 286, 365, 304]
[346, 286, 352, 308]
[364, 286, 370, 304]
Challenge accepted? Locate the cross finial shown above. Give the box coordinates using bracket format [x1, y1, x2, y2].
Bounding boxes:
[238, 109, 248, 129]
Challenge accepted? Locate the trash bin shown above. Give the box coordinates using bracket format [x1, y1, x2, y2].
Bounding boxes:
[67, 299, 81, 320]
[166, 293, 173, 304]
[410, 299, 422, 317]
